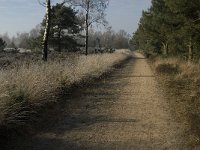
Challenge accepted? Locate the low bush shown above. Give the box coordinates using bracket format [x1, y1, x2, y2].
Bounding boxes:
[155, 63, 179, 75]
[154, 58, 180, 75]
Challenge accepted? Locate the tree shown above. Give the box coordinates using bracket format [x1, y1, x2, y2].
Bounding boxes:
[9, 41, 17, 49]
[28, 25, 42, 51]
[140, 0, 182, 55]
[42, 3, 81, 52]
[7, 25, 42, 51]
[131, 10, 163, 54]
[114, 30, 130, 49]
[132, 0, 200, 61]
[65, 0, 109, 55]
[86, 28, 130, 50]
[165, 0, 200, 61]
[15, 32, 30, 48]
[1, 33, 11, 47]
[0, 38, 6, 51]
[101, 26, 115, 48]
[131, 0, 187, 56]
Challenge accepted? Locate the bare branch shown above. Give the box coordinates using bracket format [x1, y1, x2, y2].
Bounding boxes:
[37, 0, 46, 7]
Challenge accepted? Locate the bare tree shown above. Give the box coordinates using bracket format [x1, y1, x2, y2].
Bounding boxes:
[65, 0, 109, 55]
[88, 28, 130, 50]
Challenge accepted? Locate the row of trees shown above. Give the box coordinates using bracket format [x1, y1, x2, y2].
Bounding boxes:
[0, 26, 41, 51]
[131, 0, 200, 61]
[0, 25, 130, 53]
[88, 28, 130, 49]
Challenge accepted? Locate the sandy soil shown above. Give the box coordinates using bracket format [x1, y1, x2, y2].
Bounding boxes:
[12, 52, 189, 150]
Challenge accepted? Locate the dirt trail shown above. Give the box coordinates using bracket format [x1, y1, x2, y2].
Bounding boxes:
[14, 52, 188, 150]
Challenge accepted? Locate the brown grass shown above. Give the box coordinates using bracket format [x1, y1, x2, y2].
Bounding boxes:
[0, 49, 131, 128]
[153, 57, 200, 84]
[152, 56, 200, 147]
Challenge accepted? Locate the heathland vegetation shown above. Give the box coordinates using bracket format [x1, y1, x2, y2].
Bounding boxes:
[0, 50, 131, 130]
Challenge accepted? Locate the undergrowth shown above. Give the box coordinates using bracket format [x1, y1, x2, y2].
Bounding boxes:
[152, 56, 200, 147]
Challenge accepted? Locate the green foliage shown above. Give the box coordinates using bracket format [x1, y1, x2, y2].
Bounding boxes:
[27, 36, 42, 51]
[131, 0, 200, 60]
[0, 38, 6, 51]
[41, 4, 82, 52]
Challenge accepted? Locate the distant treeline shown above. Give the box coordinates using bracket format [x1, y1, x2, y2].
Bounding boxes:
[131, 0, 200, 61]
[88, 28, 130, 49]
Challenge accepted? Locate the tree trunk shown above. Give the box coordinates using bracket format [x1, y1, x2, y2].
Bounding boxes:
[42, 0, 51, 61]
[85, 1, 89, 56]
[58, 28, 62, 52]
[162, 42, 168, 56]
[85, 24, 89, 55]
[188, 36, 193, 61]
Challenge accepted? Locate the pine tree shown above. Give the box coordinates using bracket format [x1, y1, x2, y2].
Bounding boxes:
[0, 38, 6, 51]
[50, 4, 81, 52]
[131, 0, 200, 60]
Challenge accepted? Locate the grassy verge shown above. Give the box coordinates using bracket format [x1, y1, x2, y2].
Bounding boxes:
[151, 56, 200, 147]
[0, 49, 132, 130]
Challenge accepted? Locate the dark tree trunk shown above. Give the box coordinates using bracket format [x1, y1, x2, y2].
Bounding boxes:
[85, 25, 89, 55]
[85, 1, 89, 56]
[188, 36, 193, 61]
[42, 0, 51, 61]
[58, 28, 62, 52]
[162, 42, 168, 56]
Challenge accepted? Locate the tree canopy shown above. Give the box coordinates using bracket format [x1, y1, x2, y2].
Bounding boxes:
[41, 3, 82, 52]
[131, 0, 200, 60]
[65, 0, 109, 55]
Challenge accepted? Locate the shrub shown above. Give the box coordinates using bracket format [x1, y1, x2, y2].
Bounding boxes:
[155, 63, 179, 75]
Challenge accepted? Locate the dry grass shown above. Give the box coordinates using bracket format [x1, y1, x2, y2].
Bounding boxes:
[153, 57, 200, 84]
[152, 56, 200, 147]
[0, 49, 131, 128]
[153, 57, 180, 74]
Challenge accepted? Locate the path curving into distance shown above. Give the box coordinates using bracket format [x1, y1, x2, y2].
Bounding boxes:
[13, 52, 188, 150]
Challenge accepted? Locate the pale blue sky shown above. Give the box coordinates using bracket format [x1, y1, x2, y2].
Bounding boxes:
[0, 0, 151, 37]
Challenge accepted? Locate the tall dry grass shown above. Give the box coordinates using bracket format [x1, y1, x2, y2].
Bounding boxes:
[152, 56, 200, 146]
[153, 57, 200, 84]
[0, 49, 131, 128]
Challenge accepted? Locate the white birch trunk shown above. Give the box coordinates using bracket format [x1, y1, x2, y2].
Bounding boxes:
[42, 0, 51, 61]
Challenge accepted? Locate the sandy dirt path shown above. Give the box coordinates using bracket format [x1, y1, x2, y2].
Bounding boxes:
[14, 52, 188, 150]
